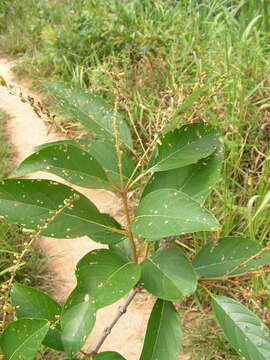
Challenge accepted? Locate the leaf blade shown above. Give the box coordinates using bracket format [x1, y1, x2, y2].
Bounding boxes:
[0, 179, 124, 244]
[139, 299, 182, 360]
[66, 249, 141, 310]
[93, 351, 126, 359]
[0, 319, 49, 360]
[46, 81, 133, 149]
[11, 283, 64, 351]
[150, 123, 219, 172]
[193, 237, 270, 278]
[11, 143, 111, 190]
[61, 299, 96, 357]
[34, 139, 135, 186]
[141, 248, 197, 300]
[212, 296, 270, 360]
[132, 189, 220, 239]
[143, 145, 223, 204]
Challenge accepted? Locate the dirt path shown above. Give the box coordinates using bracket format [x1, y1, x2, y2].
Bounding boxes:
[0, 57, 189, 359]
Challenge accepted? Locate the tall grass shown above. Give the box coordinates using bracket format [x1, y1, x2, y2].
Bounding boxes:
[0, 0, 269, 357]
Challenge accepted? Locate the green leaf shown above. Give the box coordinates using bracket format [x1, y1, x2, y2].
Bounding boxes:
[132, 189, 220, 239]
[11, 143, 111, 190]
[212, 296, 270, 360]
[46, 81, 133, 149]
[66, 249, 141, 309]
[0, 179, 125, 245]
[61, 298, 96, 357]
[77, 139, 135, 185]
[93, 351, 126, 360]
[142, 146, 223, 204]
[141, 248, 197, 301]
[149, 122, 219, 172]
[0, 319, 49, 360]
[193, 237, 270, 278]
[163, 87, 208, 134]
[110, 238, 133, 261]
[34, 139, 135, 186]
[139, 299, 182, 360]
[11, 283, 64, 351]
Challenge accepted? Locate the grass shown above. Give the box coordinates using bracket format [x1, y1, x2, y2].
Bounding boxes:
[0, 0, 270, 358]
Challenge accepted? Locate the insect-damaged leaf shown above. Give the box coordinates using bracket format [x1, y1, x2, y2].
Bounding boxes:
[193, 237, 270, 278]
[64, 249, 141, 310]
[34, 139, 135, 186]
[11, 283, 64, 351]
[0, 319, 49, 360]
[141, 248, 197, 301]
[0, 179, 125, 244]
[212, 296, 270, 360]
[11, 143, 111, 190]
[46, 81, 133, 150]
[132, 189, 219, 239]
[149, 122, 219, 172]
[139, 299, 182, 360]
[142, 145, 223, 204]
[61, 298, 96, 357]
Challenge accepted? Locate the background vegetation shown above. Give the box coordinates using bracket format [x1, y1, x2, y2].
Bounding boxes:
[0, 0, 269, 358]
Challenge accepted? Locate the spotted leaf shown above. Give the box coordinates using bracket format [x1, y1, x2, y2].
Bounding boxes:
[34, 138, 135, 186]
[0, 179, 125, 244]
[149, 122, 219, 172]
[11, 143, 111, 190]
[46, 81, 133, 150]
[11, 283, 64, 351]
[0, 319, 49, 360]
[61, 298, 96, 357]
[140, 299, 182, 360]
[141, 248, 197, 301]
[142, 145, 223, 204]
[212, 296, 270, 360]
[132, 189, 220, 239]
[193, 237, 270, 278]
[110, 237, 133, 262]
[64, 249, 141, 310]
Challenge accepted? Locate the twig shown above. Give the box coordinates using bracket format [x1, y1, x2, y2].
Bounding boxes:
[200, 267, 270, 282]
[112, 99, 137, 262]
[126, 126, 165, 191]
[120, 190, 138, 262]
[160, 236, 175, 251]
[225, 247, 270, 277]
[86, 285, 140, 356]
[175, 239, 196, 253]
[124, 103, 146, 154]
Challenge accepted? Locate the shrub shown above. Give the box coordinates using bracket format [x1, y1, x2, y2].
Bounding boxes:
[0, 83, 269, 359]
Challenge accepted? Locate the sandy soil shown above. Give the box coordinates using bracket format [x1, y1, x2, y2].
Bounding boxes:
[0, 57, 190, 359]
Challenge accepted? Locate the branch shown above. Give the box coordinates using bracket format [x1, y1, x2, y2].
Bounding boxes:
[112, 99, 137, 262]
[86, 285, 140, 356]
[199, 267, 270, 282]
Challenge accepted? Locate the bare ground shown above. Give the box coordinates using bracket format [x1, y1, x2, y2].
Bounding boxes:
[0, 57, 190, 359]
